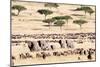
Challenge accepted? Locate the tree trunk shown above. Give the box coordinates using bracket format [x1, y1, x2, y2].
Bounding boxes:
[85, 11, 86, 16]
[90, 13, 92, 19]
[17, 10, 20, 16]
[80, 25, 82, 30]
[60, 26, 62, 31]
[44, 15, 47, 20]
[66, 20, 68, 28]
[48, 23, 51, 30]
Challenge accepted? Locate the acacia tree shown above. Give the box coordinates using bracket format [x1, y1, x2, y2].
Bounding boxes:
[12, 5, 26, 16]
[52, 16, 72, 28]
[44, 3, 59, 12]
[43, 18, 54, 29]
[52, 16, 65, 21]
[54, 20, 65, 30]
[87, 10, 94, 18]
[73, 19, 87, 30]
[81, 7, 93, 16]
[74, 6, 93, 16]
[37, 9, 53, 20]
[63, 15, 73, 26]
[80, 5, 86, 8]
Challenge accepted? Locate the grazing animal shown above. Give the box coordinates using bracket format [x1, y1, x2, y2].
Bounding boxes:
[28, 41, 41, 51]
[89, 48, 95, 55]
[73, 49, 79, 55]
[78, 57, 80, 60]
[83, 50, 87, 55]
[79, 50, 83, 55]
[36, 53, 43, 58]
[51, 45, 54, 50]
[42, 54, 46, 59]
[38, 40, 51, 50]
[77, 40, 83, 44]
[16, 43, 19, 46]
[41, 52, 51, 57]
[67, 50, 73, 55]
[87, 49, 94, 60]
[59, 40, 67, 48]
[87, 54, 92, 60]
[25, 53, 33, 58]
[28, 41, 34, 51]
[60, 52, 68, 56]
[63, 53, 68, 56]
[53, 52, 61, 56]
[19, 53, 26, 59]
[12, 56, 16, 60]
[66, 40, 74, 48]
[87, 51, 92, 60]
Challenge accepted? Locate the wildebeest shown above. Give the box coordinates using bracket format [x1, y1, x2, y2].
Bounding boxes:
[78, 57, 80, 60]
[53, 51, 61, 56]
[77, 40, 83, 44]
[25, 53, 33, 58]
[12, 56, 16, 60]
[42, 54, 46, 59]
[41, 52, 51, 56]
[87, 50, 92, 60]
[89, 48, 95, 55]
[83, 50, 86, 55]
[36, 53, 43, 58]
[79, 49, 83, 55]
[19, 53, 26, 59]
[60, 52, 68, 56]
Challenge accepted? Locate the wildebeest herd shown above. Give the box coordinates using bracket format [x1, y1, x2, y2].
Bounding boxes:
[12, 46, 95, 65]
[12, 33, 95, 39]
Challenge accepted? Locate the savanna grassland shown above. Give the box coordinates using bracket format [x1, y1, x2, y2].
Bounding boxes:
[11, 0, 96, 66]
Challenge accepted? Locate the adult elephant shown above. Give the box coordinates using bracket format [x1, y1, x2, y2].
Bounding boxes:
[38, 40, 51, 50]
[66, 40, 74, 48]
[28, 41, 41, 51]
[59, 40, 67, 48]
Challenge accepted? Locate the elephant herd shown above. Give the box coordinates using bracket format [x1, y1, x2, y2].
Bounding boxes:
[28, 40, 74, 51]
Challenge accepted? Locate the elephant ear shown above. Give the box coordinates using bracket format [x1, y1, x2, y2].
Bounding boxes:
[66, 40, 74, 48]
[32, 41, 41, 51]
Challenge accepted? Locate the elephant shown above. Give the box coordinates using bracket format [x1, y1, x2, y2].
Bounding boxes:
[28, 41, 41, 51]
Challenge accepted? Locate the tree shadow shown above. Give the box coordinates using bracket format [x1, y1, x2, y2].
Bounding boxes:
[71, 14, 84, 16]
[64, 28, 78, 30]
[32, 28, 42, 30]
[28, 19, 43, 21]
[42, 25, 50, 27]
[69, 9, 77, 11]
[53, 25, 61, 27]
